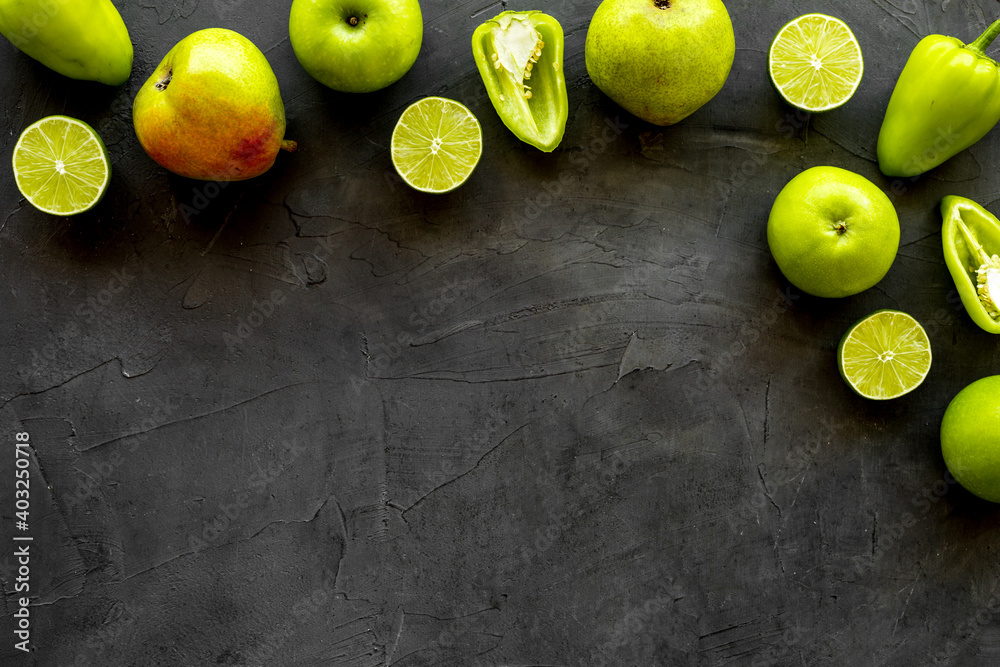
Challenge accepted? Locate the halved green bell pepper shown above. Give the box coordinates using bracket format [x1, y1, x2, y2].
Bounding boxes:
[878, 19, 1000, 177]
[472, 11, 568, 152]
[941, 195, 1000, 334]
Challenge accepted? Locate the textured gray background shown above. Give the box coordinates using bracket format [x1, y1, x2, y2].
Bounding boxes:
[2, 0, 1000, 665]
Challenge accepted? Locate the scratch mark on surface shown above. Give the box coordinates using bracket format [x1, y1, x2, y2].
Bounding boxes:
[384, 606, 405, 667]
[756, 465, 781, 519]
[0, 359, 118, 411]
[872, 511, 878, 561]
[244, 497, 329, 543]
[262, 36, 290, 54]
[900, 230, 941, 248]
[763, 379, 771, 454]
[402, 421, 533, 515]
[85, 380, 319, 451]
[121, 497, 335, 583]
[0, 201, 23, 236]
[892, 578, 919, 636]
[872, 0, 922, 39]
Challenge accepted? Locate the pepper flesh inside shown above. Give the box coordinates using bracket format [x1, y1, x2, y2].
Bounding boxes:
[473, 11, 567, 152]
[955, 216, 1000, 318]
[491, 14, 543, 103]
[944, 197, 1000, 330]
[975, 245, 1000, 319]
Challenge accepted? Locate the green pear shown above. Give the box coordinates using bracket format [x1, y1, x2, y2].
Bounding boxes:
[585, 0, 735, 125]
[133, 29, 296, 182]
[0, 0, 132, 85]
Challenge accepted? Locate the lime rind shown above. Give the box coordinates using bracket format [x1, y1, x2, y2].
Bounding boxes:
[390, 97, 483, 194]
[13, 115, 110, 216]
[837, 310, 932, 400]
[768, 13, 864, 113]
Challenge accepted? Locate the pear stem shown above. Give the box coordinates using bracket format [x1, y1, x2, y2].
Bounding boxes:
[968, 17, 1000, 54]
[281, 140, 298, 153]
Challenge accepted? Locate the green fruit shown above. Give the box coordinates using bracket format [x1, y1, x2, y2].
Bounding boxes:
[767, 166, 900, 298]
[584, 0, 735, 126]
[13, 115, 111, 216]
[289, 0, 423, 93]
[768, 13, 864, 113]
[941, 375, 1000, 503]
[391, 97, 483, 194]
[0, 0, 132, 85]
[837, 310, 932, 400]
[133, 29, 296, 182]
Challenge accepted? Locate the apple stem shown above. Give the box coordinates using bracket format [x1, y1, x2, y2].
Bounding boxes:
[653, 0, 671, 8]
[349, 16, 358, 26]
[281, 140, 298, 153]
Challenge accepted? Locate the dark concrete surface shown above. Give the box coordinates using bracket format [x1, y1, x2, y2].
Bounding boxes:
[2, 0, 1000, 665]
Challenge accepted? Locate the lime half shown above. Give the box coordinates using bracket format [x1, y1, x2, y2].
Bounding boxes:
[768, 13, 864, 112]
[391, 97, 483, 194]
[13, 116, 111, 216]
[837, 310, 932, 400]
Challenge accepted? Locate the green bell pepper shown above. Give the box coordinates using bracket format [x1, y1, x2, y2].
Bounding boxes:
[941, 195, 1000, 334]
[472, 11, 568, 152]
[878, 18, 1000, 178]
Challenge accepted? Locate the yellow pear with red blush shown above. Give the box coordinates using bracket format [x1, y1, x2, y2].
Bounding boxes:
[133, 28, 296, 181]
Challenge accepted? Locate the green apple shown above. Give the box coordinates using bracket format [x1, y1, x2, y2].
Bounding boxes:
[133, 29, 296, 182]
[289, 0, 423, 93]
[0, 0, 132, 85]
[585, 0, 735, 125]
[767, 166, 900, 298]
[941, 375, 1000, 503]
